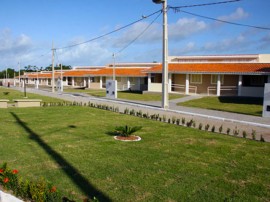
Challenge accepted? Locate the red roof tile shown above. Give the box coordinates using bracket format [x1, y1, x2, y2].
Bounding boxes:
[88, 68, 148, 77]
[146, 63, 270, 74]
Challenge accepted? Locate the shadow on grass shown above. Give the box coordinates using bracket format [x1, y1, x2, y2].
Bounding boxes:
[10, 112, 111, 201]
[118, 90, 142, 95]
[218, 96, 263, 105]
[105, 131, 118, 136]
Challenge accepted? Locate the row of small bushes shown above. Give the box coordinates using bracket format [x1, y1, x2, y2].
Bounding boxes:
[41, 101, 266, 142]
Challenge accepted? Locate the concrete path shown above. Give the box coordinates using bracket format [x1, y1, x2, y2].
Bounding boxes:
[10, 87, 270, 142]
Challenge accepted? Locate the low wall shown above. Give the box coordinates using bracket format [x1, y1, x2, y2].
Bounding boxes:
[13, 99, 42, 108]
[0, 99, 9, 108]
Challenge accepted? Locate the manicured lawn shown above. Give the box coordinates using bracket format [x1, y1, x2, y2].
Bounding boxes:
[0, 87, 65, 103]
[64, 88, 184, 101]
[178, 96, 263, 116]
[0, 106, 270, 201]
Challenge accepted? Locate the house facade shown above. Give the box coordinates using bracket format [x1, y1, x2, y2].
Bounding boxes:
[146, 54, 270, 97]
[17, 54, 270, 98]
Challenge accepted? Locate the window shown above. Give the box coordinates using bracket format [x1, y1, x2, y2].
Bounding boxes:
[190, 74, 202, 84]
[242, 75, 267, 87]
[211, 75, 224, 84]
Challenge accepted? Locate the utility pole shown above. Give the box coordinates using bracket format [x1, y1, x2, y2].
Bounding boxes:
[52, 41, 55, 93]
[18, 62, 21, 87]
[60, 63, 63, 92]
[152, 0, 169, 109]
[112, 53, 116, 81]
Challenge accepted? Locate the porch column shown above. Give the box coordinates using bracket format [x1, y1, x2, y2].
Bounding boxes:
[127, 77, 130, 89]
[83, 77, 86, 87]
[238, 75, 242, 96]
[217, 74, 221, 96]
[88, 77, 91, 88]
[168, 73, 172, 93]
[100, 76, 102, 89]
[46, 79, 48, 86]
[137, 77, 141, 91]
[72, 77, 75, 87]
[185, 74, 189, 95]
[147, 73, 151, 91]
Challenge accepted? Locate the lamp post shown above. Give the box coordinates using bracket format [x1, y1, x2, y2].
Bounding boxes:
[24, 76, 28, 98]
[152, 0, 169, 109]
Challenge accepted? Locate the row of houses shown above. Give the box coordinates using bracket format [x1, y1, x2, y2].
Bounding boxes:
[18, 54, 270, 97]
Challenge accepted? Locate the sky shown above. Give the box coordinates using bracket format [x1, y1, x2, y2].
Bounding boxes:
[0, 0, 270, 71]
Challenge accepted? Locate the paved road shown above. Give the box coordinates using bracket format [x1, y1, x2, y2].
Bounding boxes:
[11, 87, 270, 142]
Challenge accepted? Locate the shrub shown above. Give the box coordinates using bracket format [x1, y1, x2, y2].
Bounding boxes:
[211, 126, 215, 133]
[181, 118, 185, 125]
[192, 121, 196, 128]
[198, 123, 203, 130]
[130, 109, 135, 116]
[226, 128, 231, 135]
[162, 115, 166, 122]
[242, 131, 247, 138]
[252, 130, 256, 140]
[233, 127, 239, 136]
[186, 119, 194, 127]
[114, 125, 142, 137]
[260, 135, 265, 142]
[176, 119, 180, 125]
[124, 108, 129, 114]
[172, 117, 176, 124]
[219, 125, 223, 133]
[205, 124, 210, 131]
[0, 163, 61, 202]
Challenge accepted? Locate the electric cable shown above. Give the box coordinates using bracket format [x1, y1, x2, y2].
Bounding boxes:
[173, 9, 270, 31]
[116, 10, 162, 54]
[56, 9, 162, 50]
[169, 0, 241, 9]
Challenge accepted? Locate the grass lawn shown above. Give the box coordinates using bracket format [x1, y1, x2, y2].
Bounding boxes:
[0, 87, 65, 103]
[64, 88, 184, 101]
[178, 96, 263, 116]
[0, 106, 270, 201]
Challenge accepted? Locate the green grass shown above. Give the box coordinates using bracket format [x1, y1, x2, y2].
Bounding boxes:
[0, 106, 270, 201]
[64, 88, 184, 101]
[0, 87, 65, 103]
[178, 96, 263, 116]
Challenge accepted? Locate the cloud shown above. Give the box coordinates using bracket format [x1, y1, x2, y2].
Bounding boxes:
[57, 38, 112, 66]
[218, 7, 249, 22]
[112, 17, 207, 49]
[0, 29, 32, 56]
[112, 21, 161, 48]
[169, 18, 207, 40]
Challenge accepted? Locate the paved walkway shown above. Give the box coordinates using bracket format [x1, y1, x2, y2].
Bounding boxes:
[11, 87, 270, 142]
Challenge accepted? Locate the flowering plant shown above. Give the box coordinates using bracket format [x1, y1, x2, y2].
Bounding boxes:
[0, 162, 61, 202]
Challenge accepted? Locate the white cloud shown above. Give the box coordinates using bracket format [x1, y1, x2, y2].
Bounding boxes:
[0, 29, 32, 55]
[218, 7, 249, 22]
[112, 17, 207, 49]
[169, 18, 207, 40]
[57, 39, 112, 66]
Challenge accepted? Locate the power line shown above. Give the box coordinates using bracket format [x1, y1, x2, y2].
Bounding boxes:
[56, 9, 162, 50]
[169, 0, 241, 9]
[117, 11, 162, 54]
[176, 9, 270, 31]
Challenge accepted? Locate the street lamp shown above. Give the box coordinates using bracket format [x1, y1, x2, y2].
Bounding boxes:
[24, 75, 28, 98]
[152, 0, 169, 109]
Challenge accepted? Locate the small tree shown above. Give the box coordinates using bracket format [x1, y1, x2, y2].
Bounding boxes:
[114, 125, 142, 137]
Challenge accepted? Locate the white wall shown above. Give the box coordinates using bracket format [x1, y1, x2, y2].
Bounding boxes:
[148, 83, 162, 92]
[259, 54, 270, 63]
